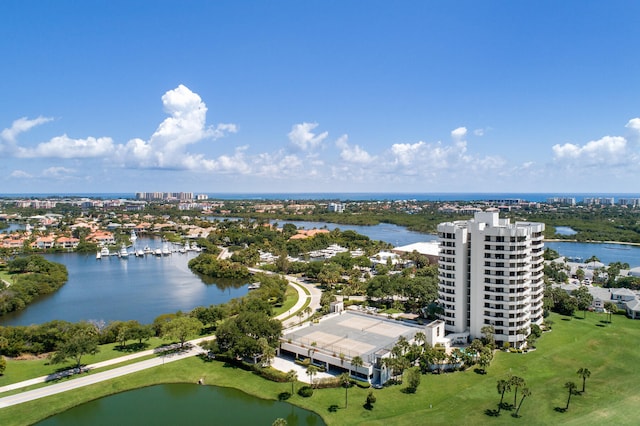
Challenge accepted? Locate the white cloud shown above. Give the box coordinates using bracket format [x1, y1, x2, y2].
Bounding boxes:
[1, 116, 53, 144]
[390, 141, 427, 166]
[451, 127, 467, 141]
[9, 170, 33, 179]
[288, 122, 328, 151]
[474, 128, 485, 136]
[552, 136, 630, 166]
[16, 135, 115, 158]
[626, 117, 640, 133]
[42, 166, 75, 177]
[335, 135, 374, 164]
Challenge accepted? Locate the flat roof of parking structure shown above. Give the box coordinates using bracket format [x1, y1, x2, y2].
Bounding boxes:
[282, 310, 425, 363]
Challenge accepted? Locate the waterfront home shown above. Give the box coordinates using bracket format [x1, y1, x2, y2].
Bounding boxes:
[55, 236, 80, 249]
[87, 231, 116, 246]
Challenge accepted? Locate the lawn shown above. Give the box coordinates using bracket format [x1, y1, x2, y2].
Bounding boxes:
[271, 285, 299, 317]
[1, 311, 639, 425]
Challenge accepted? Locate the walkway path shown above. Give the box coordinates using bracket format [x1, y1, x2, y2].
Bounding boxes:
[0, 337, 213, 408]
[0, 269, 323, 408]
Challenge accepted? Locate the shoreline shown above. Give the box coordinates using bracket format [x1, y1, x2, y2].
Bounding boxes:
[544, 239, 640, 247]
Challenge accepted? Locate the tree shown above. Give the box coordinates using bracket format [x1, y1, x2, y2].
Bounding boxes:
[585, 255, 600, 270]
[604, 302, 617, 324]
[405, 367, 421, 393]
[509, 376, 526, 408]
[50, 322, 100, 369]
[365, 391, 377, 409]
[351, 355, 363, 377]
[0, 356, 6, 375]
[306, 365, 319, 388]
[161, 316, 203, 348]
[564, 381, 577, 410]
[286, 369, 297, 395]
[478, 347, 493, 374]
[577, 367, 591, 392]
[340, 372, 351, 407]
[573, 287, 593, 319]
[575, 268, 585, 282]
[481, 325, 495, 348]
[514, 387, 531, 417]
[496, 379, 511, 413]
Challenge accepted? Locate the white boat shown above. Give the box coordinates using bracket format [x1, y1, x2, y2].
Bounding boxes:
[191, 242, 202, 252]
[143, 246, 152, 255]
[162, 244, 171, 256]
[100, 247, 110, 257]
[130, 230, 137, 242]
[96, 251, 102, 260]
[154, 248, 162, 256]
[135, 249, 145, 257]
[119, 244, 129, 258]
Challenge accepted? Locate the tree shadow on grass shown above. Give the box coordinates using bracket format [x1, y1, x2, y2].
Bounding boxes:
[596, 324, 606, 328]
[484, 408, 500, 417]
[363, 403, 374, 411]
[474, 368, 487, 375]
[554, 407, 567, 413]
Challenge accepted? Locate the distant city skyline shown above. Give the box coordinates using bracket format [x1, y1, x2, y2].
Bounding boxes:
[2, 1, 640, 194]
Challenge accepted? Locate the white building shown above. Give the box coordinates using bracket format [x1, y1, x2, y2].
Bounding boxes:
[437, 211, 545, 349]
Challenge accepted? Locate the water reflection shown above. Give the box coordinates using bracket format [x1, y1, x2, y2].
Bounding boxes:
[36, 384, 325, 426]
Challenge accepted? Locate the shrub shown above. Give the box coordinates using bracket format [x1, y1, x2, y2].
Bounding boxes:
[298, 386, 314, 397]
[278, 392, 291, 401]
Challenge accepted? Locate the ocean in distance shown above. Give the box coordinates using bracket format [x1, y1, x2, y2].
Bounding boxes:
[2, 192, 640, 202]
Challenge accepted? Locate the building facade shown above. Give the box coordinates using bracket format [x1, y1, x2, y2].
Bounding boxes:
[437, 211, 545, 348]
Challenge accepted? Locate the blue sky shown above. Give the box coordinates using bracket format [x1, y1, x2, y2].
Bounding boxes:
[1, 1, 640, 194]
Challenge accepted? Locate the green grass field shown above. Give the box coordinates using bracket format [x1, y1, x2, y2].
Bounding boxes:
[1, 311, 638, 425]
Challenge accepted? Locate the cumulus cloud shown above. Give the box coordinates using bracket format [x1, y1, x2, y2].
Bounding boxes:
[119, 84, 237, 169]
[1, 116, 53, 144]
[335, 135, 374, 163]
[16, 135, 115, 158]
[626, 118, 640, 132]
[451, 127, 467, 141]
[288, 122, 328, 151]
[552, 136, 630, 166]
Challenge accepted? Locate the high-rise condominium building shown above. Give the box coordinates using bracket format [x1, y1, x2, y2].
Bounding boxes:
[437, 210, 545, 349]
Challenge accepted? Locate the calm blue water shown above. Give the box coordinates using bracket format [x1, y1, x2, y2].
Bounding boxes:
[0, 238, 249, 326]
[554, 226, 578, 236]
[3, 192, 640, 202]
[545, 241, 640, 267]
[269, 219, 437, 247]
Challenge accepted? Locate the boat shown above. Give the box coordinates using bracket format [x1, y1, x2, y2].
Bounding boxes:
[96, 251, 102, 260]
[154, 248, 162, 256]
[248, 282, 261, 290]
[130, 230, 137, 242]
[191, 242, 202, 252]
[100, 246, 110, 257]
[143, 245, 152, 255]
[119, 244, 129, 258]
[162, 244, 171, 256]
[136, 249, 145, 257]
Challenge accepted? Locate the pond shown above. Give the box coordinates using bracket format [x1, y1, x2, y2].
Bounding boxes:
[36, 384, 325, 426]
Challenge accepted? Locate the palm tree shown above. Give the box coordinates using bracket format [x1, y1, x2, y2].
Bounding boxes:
[514, 387, 531, 417]
[564, 381, 577, 410]
[414, 331, 426, 349]
[286, 369, 297, 395]
[303, 306, 312, 321]
[496, 379, 511, 413]
[340, 372, 351, 408]
[306, 365, 319, 388]
[585, 255, 600, 270]
[351, 355, 364, 377]
[577, 367, 591, 392]
[604, 302, 617, 324]
[509, 376, 526, 408]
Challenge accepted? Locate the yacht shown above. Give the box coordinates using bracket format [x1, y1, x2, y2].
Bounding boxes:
[119, 244, 129, 258]
[143, 245, 152, 255]
[100, 246, 110, 257]
[130, 230, 138, 242]
[96, 251, 102, 260]
[162, 244, 171, 256]
[191, 242, 202, 252]
[135, 249, 145, 257]
[154, 248, 163, 256]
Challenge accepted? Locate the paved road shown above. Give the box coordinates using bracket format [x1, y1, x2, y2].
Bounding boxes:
[0, 269, 321, 408]
[0, 337, 213, 408]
